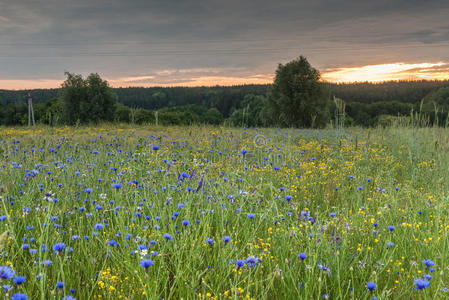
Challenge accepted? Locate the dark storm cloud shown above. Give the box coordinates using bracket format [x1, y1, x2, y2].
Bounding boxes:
[0, 0, 449, 86]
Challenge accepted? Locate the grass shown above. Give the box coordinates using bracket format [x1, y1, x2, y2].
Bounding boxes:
[0, 124, 448, 299]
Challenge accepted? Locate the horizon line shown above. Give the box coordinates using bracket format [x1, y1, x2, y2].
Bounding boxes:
[1, 78, 449, 92]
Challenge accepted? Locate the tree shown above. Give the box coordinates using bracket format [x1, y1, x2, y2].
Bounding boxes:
[265, 56, 330, 128]
[60, 72, 117, 125]
[61, 72, 85, 125]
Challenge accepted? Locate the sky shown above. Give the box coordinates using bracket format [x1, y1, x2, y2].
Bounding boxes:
[1, 0, 449, 89]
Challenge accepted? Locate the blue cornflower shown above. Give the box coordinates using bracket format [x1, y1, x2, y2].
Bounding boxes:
[52, 243, 66, 253]
[388, 225, 395, 232]
[206, 238, 215, 246]
[299, 253, 307, 261]
[111, 183, 122, 190]
[223, 236, 231, 244]
[140, 259, 154, 270]
[329, 212, 337, 217]
[43, 260, 52, 266]
[366, 282, 376, 291]
[246, 256, 262, 267]
[85, 188, 93, 194]
[424, 274, 433, 281]
[285, 195, 292, 202]
[3, 285, 12, 292]
[422, 259, 435, 268]
[236, 260, 246, 268]
[108, 240, 119, 247]
[13, 276, 26, 285]
[182, 220, 190, 227]
[94, 223, 104, 230]
[63, 296, 76, 300]
[241, 149, 248, 155]
[56, 282, 65, 290]
[163, 233, 173, 241]
[387, 242, 395, 248]
[11, 294, 28, 300]
[247, 213, 255, 219]
[318, 264, 331, 274]
[414, 278, 431, 290]
[152, 146, 160, 151]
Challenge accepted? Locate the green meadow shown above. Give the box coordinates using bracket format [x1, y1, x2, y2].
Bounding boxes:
[0, 125, 448, 299]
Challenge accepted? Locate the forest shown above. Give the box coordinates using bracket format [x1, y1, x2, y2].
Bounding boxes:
[1, 80, 449, 127]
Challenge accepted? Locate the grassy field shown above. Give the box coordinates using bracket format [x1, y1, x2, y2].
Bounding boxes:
[0, 125, 448, 299]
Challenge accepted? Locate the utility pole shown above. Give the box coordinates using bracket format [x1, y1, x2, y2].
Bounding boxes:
[28, 93, 35, 126]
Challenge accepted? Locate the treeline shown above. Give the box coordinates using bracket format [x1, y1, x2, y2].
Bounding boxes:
[330, 80, 449, 104]
[1, 80, 449, 127]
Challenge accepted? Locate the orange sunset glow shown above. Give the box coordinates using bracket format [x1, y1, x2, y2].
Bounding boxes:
[321, 62, 449, 83]
[2, 62, 449, 90]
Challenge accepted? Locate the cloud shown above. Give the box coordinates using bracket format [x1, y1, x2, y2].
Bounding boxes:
[1, 0, 449, 87]
[108, 68, 273, 87]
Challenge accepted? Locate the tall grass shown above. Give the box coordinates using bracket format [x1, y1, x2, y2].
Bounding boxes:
[0, 124, 447, 299]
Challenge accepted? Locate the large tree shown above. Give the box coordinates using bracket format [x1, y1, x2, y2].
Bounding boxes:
[61, 72, 117, 124]
[265, 56, 330, 128]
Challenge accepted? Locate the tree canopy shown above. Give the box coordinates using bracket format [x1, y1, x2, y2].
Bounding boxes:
[61, 72, 117, 125]
[265, 56, 330, 128]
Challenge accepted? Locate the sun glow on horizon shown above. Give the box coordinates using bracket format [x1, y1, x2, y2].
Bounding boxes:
[2, 62, 449, 90]
[322, 62, 449, 83]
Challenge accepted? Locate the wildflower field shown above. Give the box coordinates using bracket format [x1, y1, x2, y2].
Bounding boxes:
[0, 125, 448, 299]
